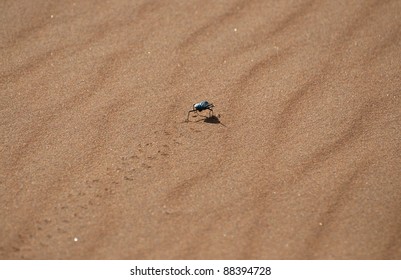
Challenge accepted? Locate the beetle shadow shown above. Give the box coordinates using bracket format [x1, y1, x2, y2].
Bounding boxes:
[196, 115, 226, 127]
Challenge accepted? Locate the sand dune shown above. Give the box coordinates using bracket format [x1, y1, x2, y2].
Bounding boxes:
[1, 0, 401, 259]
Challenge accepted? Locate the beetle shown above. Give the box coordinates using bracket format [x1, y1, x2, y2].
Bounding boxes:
[186, 100, 215, 121]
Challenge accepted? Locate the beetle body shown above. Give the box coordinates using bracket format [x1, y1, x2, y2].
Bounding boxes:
[194, 101, 212, 111]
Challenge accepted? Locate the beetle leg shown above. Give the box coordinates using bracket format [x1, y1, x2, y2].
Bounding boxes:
[186, 109, 197, 121]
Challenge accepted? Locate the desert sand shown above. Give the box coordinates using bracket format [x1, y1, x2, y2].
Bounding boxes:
[1, 0, 400, 259]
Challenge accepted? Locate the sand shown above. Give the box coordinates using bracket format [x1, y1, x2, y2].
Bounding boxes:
[1, 0, 400, 259]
